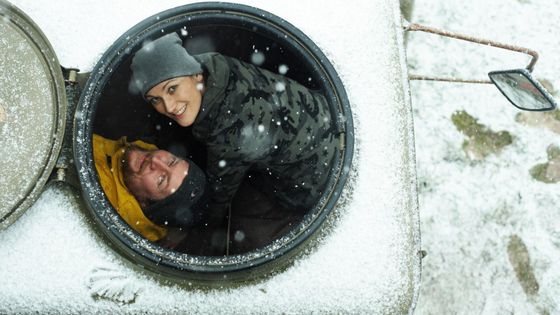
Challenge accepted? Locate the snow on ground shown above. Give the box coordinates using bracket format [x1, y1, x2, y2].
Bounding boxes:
[407, 0, 560, 314]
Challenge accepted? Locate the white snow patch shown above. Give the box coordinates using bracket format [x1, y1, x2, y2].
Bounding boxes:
[407, 0, 560, 313]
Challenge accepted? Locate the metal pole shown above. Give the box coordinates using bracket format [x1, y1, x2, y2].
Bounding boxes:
[408, 74, 491, 84]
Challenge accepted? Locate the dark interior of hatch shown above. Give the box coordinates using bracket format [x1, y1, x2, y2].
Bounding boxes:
[92, 25, 326, 256]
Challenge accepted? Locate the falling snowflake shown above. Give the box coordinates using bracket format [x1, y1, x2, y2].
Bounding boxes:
[278, 64, 289, 74]
[275, 82, 286, 92]
[251, 50, 265, 66]
[234, 230, 245, 242]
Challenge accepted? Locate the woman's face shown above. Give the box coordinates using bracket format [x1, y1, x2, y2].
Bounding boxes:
[145, 74, 204, 127]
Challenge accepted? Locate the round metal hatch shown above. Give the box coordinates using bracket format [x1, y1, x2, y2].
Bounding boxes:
[0, 1, 66, 229]
[74, 2, 353, 282]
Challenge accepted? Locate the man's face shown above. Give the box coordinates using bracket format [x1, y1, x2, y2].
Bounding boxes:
[145, 74, 204, 127]
[124, 147, 189, 203]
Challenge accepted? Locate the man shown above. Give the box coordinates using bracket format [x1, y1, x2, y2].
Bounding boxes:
[121, 144, 304, 255]
[94, 134, 213, 249]
[129, 32, 338, 222]
[122, 145, 209, 228]
[94, 134, 227, 253]
[92, 134, 167, 242]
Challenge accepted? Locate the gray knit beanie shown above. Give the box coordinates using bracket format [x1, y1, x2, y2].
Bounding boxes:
[129, 32, 203, 98]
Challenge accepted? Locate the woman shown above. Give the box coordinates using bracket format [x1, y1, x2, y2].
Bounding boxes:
[130, 32, 338, 222]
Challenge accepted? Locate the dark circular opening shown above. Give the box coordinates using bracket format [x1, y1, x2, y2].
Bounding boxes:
[75, 2, 353, 281]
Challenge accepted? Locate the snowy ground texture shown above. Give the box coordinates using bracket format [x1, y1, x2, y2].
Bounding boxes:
[407, 0, 560, 314]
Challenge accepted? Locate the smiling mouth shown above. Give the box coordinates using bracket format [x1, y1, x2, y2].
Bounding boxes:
[174, 105, 187, 117]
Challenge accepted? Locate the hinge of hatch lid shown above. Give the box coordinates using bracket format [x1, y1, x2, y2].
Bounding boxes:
[62, 67, 91, 87]
[50, 67, 83, 189]
[63, 68, 79, 84]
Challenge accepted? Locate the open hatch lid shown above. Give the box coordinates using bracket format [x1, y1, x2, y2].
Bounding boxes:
[0, 0, 67, 229]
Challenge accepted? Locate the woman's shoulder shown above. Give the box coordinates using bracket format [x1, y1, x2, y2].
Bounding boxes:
[194, 52, 230, 73]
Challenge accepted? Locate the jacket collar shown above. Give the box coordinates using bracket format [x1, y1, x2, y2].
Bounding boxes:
[193, 53, 230, 124]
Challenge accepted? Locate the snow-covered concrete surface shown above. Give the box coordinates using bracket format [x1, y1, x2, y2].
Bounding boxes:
[407, 0, 560, 314]
[0, 1, 420, 314]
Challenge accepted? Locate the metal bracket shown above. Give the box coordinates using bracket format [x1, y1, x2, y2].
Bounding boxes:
[404, 23, 540, 83]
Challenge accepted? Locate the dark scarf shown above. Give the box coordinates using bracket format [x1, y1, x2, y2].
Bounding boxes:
[143, 159, 209, 228]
